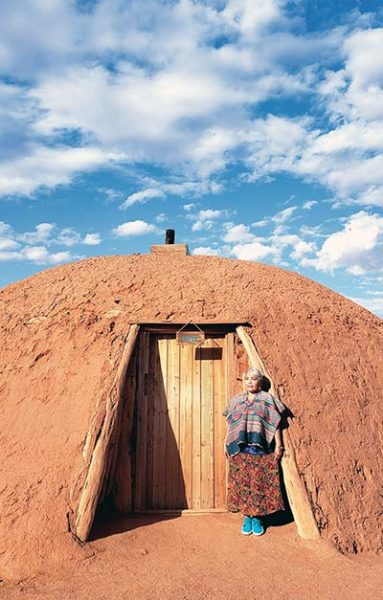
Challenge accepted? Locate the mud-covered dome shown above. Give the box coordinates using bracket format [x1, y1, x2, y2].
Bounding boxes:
[0, 252, 382, 579]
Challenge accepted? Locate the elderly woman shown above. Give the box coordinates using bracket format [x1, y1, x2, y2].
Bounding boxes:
[223, 368, 285, 536]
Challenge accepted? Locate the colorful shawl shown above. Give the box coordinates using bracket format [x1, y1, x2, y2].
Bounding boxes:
[223, 391, 285, 457]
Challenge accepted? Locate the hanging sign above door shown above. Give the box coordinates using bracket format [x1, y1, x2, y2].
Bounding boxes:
[176, 322, 205, 346]
[176, 331, 205, 345]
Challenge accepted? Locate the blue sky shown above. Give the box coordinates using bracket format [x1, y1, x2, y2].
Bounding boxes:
[1, 0, 383, 316]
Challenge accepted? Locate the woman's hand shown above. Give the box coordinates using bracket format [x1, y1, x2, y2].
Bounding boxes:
[274, 427, 283, 460]
[274, 445, 284, 460]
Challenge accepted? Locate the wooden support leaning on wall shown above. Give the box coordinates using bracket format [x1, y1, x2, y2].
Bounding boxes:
[236, 326, 320, 540]
[72, 324, 140, 543]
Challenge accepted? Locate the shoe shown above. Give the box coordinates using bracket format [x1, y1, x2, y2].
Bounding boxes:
[252, 517, 265, 536]
[241, 516, 252, 535]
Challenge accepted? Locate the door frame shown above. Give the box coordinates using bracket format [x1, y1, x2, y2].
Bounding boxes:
[132, 323, 248, 514]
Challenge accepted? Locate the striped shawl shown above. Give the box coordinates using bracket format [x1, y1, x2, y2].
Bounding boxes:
[223, 391, 284, 457]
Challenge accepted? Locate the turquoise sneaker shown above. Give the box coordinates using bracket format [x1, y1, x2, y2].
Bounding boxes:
[241, 516, 252, 535]
[252, 517, 265, 536]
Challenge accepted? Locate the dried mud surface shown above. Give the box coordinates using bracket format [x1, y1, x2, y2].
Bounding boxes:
[1, 515, 382, 600]
[0, 254, 382, 584]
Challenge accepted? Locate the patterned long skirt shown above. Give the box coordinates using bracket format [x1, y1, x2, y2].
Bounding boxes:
[227, 452, 285, 516]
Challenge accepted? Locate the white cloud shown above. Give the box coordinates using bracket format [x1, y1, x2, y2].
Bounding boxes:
[193, 246, 221, 256]
[289, 239, 316, 260]
[0, 0, 381, 216]
[0, 222, 19, 251]
[21, 246, 71, 264]
[0, 220, 101, 261]
[0, 145, 121, 197]
[83, 233, 101, 246]
[0, 238, 19, 251]
[223, 224, 255, 243]
[221, 209, 317, 265]
[192, 208, 227, 231]
[0, 251, 23, 262]
[267, 232, 316, 261]
[184, 203, 196, 211]
[347, 265, 366, 276]
[112, 220, 156, 237]
[230, 240, 279, 261]
[120, 180, 221, 212]
[98, 188, 124, 203]
[310, 122, 383, 155]
[0, 221, 13, 235]
[156, 179, 223, 198]
[356, 186, 383, 208]
[222, 0, 282, 37]
[120, 188, 165, 209]
[300, 224, 323, 237]
[296, 152, 383, 201]
[55, 228, 81, 247]
[1, 246, 72, 265]
[0, 1, 328, 197]
[317, 29, 383, 124]
[289, 28, 383, 207]
[252, 219, 268, 228]
[301, 211, 383, 274]
[0, 1, 80, 77]
[30, 62, 248, 159]
[271, 206, 297, 224]
[303, 200, 317, 210]
[198, 209, 222, 220]
[342, 28, 383, 122]
[18, 223, 55, 244]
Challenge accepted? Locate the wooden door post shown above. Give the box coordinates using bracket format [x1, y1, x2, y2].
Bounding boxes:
[236, 326, 320, 540]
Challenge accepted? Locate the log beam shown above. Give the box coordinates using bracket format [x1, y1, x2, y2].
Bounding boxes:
[72, 324, 140, 542]
[236, 326, 320, 540]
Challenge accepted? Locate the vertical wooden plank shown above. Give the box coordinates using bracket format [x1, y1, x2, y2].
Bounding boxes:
[165, 338, 181, 508]
[225, 332, 235, 399]
[234, 332, 249, 394]
[144, 334, 155, 509]
[134, 331, 150, 510]
[191, 340, 202, 509]
[152, 336, 162, 507]
[179, 343, 193, 508]
[200, 337, 214, 508]
[213, 335, 226, 508]
[114, 346, 138, 513]
[152, 336, 168, 508]
[224, 332, 236, 501]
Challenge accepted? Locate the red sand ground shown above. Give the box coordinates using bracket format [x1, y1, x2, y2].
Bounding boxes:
[1, 514, 382, 599]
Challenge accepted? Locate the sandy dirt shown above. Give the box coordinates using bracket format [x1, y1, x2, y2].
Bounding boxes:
[1, 514, 382, 600]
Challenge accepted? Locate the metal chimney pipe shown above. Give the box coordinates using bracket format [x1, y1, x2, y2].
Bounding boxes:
[165, 229, 175, 244]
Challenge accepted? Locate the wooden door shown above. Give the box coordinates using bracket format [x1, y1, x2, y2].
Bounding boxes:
[133, 331, 233, 511]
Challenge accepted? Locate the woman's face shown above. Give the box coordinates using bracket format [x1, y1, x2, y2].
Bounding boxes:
[244, 373, 262, 393]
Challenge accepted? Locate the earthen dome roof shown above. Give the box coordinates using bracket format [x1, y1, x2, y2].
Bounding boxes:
[1, 253, 382, 579]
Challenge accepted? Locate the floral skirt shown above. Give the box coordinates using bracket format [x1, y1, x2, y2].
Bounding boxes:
[227, 452, 285, 516]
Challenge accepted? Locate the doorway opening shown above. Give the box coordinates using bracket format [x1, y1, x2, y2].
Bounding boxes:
[114, 324, 248, 514]
[74, 323, 318, 543]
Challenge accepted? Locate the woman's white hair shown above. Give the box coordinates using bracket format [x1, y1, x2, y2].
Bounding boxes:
[245, 368, 263, 380]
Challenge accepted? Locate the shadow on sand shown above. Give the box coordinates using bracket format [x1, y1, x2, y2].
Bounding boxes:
[89, 507, 182, 541]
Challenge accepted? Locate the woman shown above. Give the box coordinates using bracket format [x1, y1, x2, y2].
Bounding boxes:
[223, 368, 285, 536]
